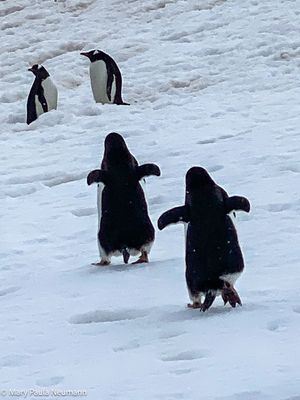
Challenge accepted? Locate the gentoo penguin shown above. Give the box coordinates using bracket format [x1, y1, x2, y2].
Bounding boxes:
[80, 50, 129, 105]
[26, 64, 58, 125]
[158, 167, 250, 312]
[87, 132, 160, 265]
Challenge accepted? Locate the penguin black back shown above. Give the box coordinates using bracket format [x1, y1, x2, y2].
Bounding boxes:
[87, 132, 160, 265]
[158, 166, 250, 311]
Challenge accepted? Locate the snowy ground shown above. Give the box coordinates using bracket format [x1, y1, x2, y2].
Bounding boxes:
[1, 0, 300, 398]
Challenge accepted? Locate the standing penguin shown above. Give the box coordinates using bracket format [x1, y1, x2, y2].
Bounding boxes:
[158, 167, 250, 312]
[87, 132, 160, 266]
[80, 50, 129, 105]
[26, 64, 58, 125]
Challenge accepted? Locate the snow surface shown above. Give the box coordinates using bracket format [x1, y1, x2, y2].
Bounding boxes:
[1, 0, 300, 398]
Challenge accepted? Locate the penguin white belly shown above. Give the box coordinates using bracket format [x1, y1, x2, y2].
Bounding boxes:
[41, 77, 58, 111]
[90, 61, 113, 104]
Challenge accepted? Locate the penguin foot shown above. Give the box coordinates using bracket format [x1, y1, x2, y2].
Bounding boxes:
[91, 260, 111, 266]
[200, 292, 217, 312]
[132, 251, 149, 264]
[221, 283, 242, 308]
[187, 302, 201, 309]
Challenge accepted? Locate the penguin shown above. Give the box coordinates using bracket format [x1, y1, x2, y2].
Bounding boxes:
[87, 132, 160, 266]
[80, 50, 129, 105]
[158, 167, 250, 312]
[26, 64, 58, 125]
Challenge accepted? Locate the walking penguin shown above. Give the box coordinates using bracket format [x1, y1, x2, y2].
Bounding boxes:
[26, 64, 58, 125]
[87, 132, 160, 265]
[81, 50, 129, 105]
[158, 167, 250, 312]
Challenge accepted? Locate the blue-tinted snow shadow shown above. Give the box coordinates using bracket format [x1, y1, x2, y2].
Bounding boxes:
[85, 257, 179, 274]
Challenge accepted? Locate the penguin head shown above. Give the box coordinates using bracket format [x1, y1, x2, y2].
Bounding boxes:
[185, 167, 225, 213]
[28, 64, 50, 80]
[80, 49, 106, 62]
[103, 132, 134, 168]
[186, 167, 214, 192]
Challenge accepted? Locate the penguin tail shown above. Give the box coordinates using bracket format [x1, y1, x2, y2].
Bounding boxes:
[122, 248, 130, 264]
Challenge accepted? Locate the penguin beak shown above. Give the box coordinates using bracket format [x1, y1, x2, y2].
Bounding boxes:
[80, 52, 89, 58]
[28, 67, 33, 72]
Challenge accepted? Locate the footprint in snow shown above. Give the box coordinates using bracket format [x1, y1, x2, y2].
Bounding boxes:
[36, 376, 64, 387]
[197, 138, 216, 145]
[71, 208, 96, 217]
[266, 203, 292, 213]
[217, 391, 265, 400]
[267, 319, 287, 332]
[293, 306, 300, 314]
[170, 368, 193, 375]
[69, 309, 147, 324]
[113, 340, 140, 352]
[0, 286, 21, 297]
[161, 349, 208, 362]
[0, 354, 29, 367]
[159, 329, 185, 340]
[0, 5, 24, 17]
[44, 172, 86, 188]
[209, 165, 224, 172]
[5, 185, 37, 198]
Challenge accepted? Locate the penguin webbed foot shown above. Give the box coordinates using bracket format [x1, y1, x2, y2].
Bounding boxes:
[187, 302, 201, 309]
[132, 251, 149, 264]
[199, 292, 217, 312]
[221, 283, 242, 308]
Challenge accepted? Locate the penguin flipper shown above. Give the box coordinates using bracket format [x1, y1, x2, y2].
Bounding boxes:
[106, 63, 114, 102]
[226, 196, 250, 213]
[26, 86, 38, 124]
[37, 87, 48, 112]
[87, 169, 110, 186]
[26, 103, 37, 125]
[137, 164, 161, 180]
[158, 206, 189, 230]
[109, 57, 127, 105]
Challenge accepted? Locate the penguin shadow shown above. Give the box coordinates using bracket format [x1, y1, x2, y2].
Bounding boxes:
[161, 302, 259, 322]
[162, 305, 234, 322]
[86, 257, 179, 274]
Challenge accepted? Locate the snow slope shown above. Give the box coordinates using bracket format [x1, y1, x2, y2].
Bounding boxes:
[1, 0, 300, 398]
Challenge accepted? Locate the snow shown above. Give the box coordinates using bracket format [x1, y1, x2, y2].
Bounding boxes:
[1, 0, 300, 398]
